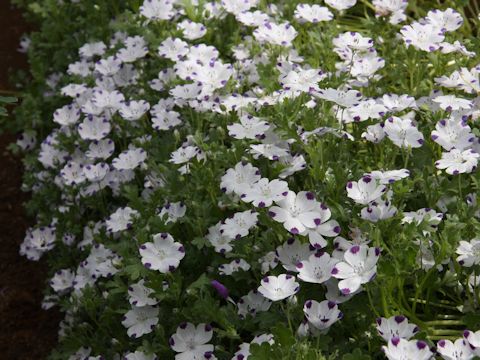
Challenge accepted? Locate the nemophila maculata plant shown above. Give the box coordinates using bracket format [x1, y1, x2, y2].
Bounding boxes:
[8, 0, 480, 358]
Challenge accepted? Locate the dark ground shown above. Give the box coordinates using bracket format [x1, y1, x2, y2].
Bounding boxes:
[0, 1, 61, 359]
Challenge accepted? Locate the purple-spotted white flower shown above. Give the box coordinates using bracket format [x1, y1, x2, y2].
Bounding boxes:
[140, 0, 175, 21]
[50, 269, 75, 293]
[331, 245, 380, 294]
[112, 147, 147, 170]
[294, 4, 333, 23]
[361, 200, 397, 222]
[220, 210, 258, 239]
[158, 37, 189, 61]
[296, 251, 337, 284]
[106, 207, 139, 233]
[122, 305, 159, 338]
[346, 176, 386, 205]
[303, 300, 343, 331]
[437, 338, 474, 360]
[325, 0, 356, 11]
[433, 95, 473, 111]
[383, 337, 433, 360]
[269, 191, 323, 234]
[384, 116, 424, 148]
[253, 22, 297, 47]
[275, 238, 314, 272]
[128, 279, 158, 307]
[237, 290, 272, 318]
[431, 118, 474, 151]
[303, 203, 341, 248]
[227, 114, 270, 140]
[435, 149, 479, 175]
[376, 316, 419, 342]
[456, 239, 480, 267]
[400, 22, 445, 52]
[241, 178, 289, 207]
[218, 259, 250, 275]
[169, 323, 214, 360]
[221, 162, 261, 196]
[257, 274, 300, 301]
[139, 233, 185, 273]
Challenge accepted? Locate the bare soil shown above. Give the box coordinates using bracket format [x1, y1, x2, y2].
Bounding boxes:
[0, 2, 61, 359]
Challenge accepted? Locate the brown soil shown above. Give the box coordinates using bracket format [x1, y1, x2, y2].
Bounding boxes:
[0, 2, 62, 360]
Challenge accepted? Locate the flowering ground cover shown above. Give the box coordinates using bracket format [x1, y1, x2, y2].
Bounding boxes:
[7, 0, 480, 359]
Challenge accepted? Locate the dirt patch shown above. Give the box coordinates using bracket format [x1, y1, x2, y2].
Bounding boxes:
[0, 2, 62, 360]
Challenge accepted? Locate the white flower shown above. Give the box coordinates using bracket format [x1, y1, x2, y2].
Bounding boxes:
[169, 145, 200, 165]
[53, 104, 81, 126]
[431, 118, 474, 151]
[427, 8, 463, 32]
[383, 337, 433, 360]
[433, 95, 472, 111]
[384, 116, 424, 148]
[78, 116, 111, 140]
[346, 176, 386, 205]
[221, 162, 261, 196]
[227, 114, 270, 140]
[269, 191, 323, 234]
[275, 238, 314, 272]
[294, 4, 333, 23]
[140, 0, 176, 21]
[303, 300, 343, 331]
[206, 223, 233, 253]
[257, 274, 300, 301]
[119, 100, 150, 121]
[241, 178, 288, 208]
[91, 89, 125, 110]
[297, 251, 337, 284]
[94, 56, 122, 76]
[218, 259, 250, 275]
[376, 316, 419, 342]
[220, 210, 258, 239]
[456, 238, 480, 267]
[332, 245, 380, 294]
[158, 37, 189, 61]
[140, 233, 185, 273]
[437, 338, 474, 360]
[253, 22, 297, 47]
[237, 290, 272, 318]
[106, 207, 139, 233]
[435, 149, 479, 175]
[122, 305, 159, 338]
[222, 0, 258, 15]
[60, 161, 86, 186]
[178, 20, 207, 40]
[112, 147, 147, 170]
[158, 202, 186, 224]
[169, 323, 214, 360]
[367, 169, 410, 184]
[303, 203, 341, 248]
[400, 22, 445, 52]
[128, 279, 158, 307]
[124, 351, 157, 360]
[361, 200, 397, 222]
[86, 138, 115, 159]
[325, 0, 356, 11]
[50, 269, 75, 293]
[315, 88, 362, 107]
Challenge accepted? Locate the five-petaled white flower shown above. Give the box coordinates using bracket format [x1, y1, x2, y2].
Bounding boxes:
[169, 322, 214, 360]
[258, 274, 300, 301]
[122, 305, 159, 338]
[139, 233, 185, 273]
[331, 245, 380, 294]
[269, 191, 323, 234]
